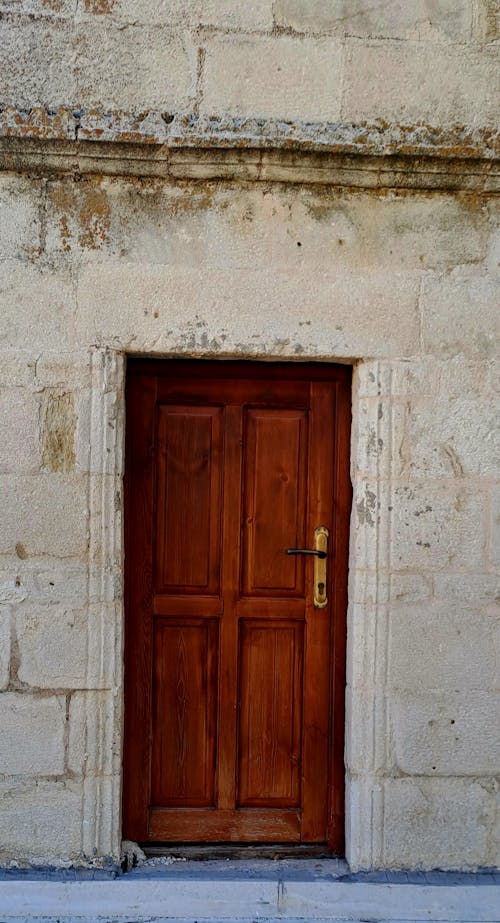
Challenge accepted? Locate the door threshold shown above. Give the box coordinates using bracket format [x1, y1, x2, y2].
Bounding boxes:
[141, 843, 335, 861]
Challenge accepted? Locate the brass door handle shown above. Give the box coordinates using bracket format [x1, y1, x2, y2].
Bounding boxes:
[287, 526, 329, 608]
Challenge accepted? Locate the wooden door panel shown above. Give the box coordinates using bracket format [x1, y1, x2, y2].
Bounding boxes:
[151, 620, 218, 807]
[155, 405, 222, 594]
[241, 409, 308, 595]
[238, 621, 303, 807]
[123, 361, 351, 849]
[148, 807, 301, 842]
[156, 377, 310, 409]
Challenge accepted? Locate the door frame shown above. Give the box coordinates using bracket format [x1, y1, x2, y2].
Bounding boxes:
[122, 358, 352, 852]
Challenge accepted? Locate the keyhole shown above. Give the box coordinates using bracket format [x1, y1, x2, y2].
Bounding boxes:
[317, 582, 325, 594]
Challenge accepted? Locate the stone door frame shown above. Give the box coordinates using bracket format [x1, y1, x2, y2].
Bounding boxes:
[85, 346, 394, 870]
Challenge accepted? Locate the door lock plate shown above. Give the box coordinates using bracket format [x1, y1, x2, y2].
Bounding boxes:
[313, 526, 328, 608]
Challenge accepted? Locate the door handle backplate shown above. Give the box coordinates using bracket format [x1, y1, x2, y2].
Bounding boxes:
[287, 526, 329, 608]
[313, 526, 328, 608]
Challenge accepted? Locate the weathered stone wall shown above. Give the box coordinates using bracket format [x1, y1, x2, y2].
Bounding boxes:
[0, 0, 499, 126]
[0, 171, 498, 868]
[0, 0, 499, 871]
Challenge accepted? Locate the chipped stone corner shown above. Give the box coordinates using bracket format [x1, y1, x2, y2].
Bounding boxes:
[120, 840, 147, 872]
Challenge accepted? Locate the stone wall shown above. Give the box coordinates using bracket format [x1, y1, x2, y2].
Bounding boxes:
[0, 171, 498, 868]
[0, 0, 499, 871]
[0, 0, 499, 126]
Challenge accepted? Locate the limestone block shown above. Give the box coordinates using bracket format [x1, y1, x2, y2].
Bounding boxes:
[342, 40, 499, 127]
[301, 192, 489, 274]
[199, 0, 273, 29]
[354, 356, 491, 402]
[355, 359, 439, 400]
[0, 175, 42, 261]
[77, 0, 187, 22]
[76, 387, 124, 476]
[352, 480, 488, 574]
[353, 398, 406, 479]
[201, 36, 343, 122]
[0, 262, 77, 352]
[437, 358, 490, 400]
[486, 225, 500, 278]
[390, 482, 487, 571]
[433, 572, 499, 607]
[0, 388, 40, 474]
[82, 774, 120, 857]
[390, 692, 500, 775]
[0, 780, 82, 861]
[382, 778, 495, 869]
[45, 181, 487, 277]
[421, 273, 499, 360]
[74, 22, 196, 110]
[0, 605, 11, 690]
[34, 353, 92, 389]
[0, 693, 65, 775]
[68, 690, 116, 775]
[348, 570, 390, 607]
[389, 573, 433, 604]
[345, 774, 384, 870]
[76, 262, 420, 359]
[45, 176, 113, 257]
[274, 0, 473, 42]
[0, 558, 89, 605]
[16, 603, 117, 689]
[0, 1, 74, 15]
[0, 354, 36, 389]
[0, 571, 27, 606]
[0, 474, 88, 557]
[491, 485, 500, 568]
[346, 602, 377, 694]
[389, 603, 498, 694]
[101, 0, 273, 29]
[88, 476, 123, 575]
[487, 360, 499, 399]
[474, 0, 500, 42]
[345, 686, 386, 775]
[405, 398, 499, 479]
[0, 17, 76, 108]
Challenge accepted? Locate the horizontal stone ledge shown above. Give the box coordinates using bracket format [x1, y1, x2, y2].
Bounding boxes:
[1, 106, 499, 158]
[1, 137, 499, 192]
[0, 106, 499, 190]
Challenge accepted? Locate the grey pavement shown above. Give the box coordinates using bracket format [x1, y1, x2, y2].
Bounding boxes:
[0, 859, 498, 923]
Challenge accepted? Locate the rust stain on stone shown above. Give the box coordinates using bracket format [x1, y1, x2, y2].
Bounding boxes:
[15, 543, 28, 560]
[83, 0, 115, 13]
[77, 184, 111, 248]
[160, 185, 218, 217]
[0, 105, 75, 141]
[49, 180, 111, 251]
[41, 391, 76, 473]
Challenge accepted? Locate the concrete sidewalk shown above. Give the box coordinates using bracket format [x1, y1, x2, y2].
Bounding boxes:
[0, 860, 498, 923]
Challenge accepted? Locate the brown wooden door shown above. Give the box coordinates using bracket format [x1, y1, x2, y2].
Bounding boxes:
[123, 360, 351, 849]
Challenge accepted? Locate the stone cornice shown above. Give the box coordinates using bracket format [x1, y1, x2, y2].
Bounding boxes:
[1, 106, 499, 191]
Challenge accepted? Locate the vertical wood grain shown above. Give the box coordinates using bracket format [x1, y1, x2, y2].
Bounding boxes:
[151, 620, 218, 806]
[123, 360, 351, 848]
[241, 410, 307, 594]
[238, 621, 303, 806]
[156, 406, 222, 593]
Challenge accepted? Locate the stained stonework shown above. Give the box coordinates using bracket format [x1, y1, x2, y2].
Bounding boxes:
[0, 0, 499, 872]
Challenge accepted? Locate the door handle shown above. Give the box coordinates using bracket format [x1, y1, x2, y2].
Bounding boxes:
[287, 526, 329, 608]
[286, 548, 327, 559]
